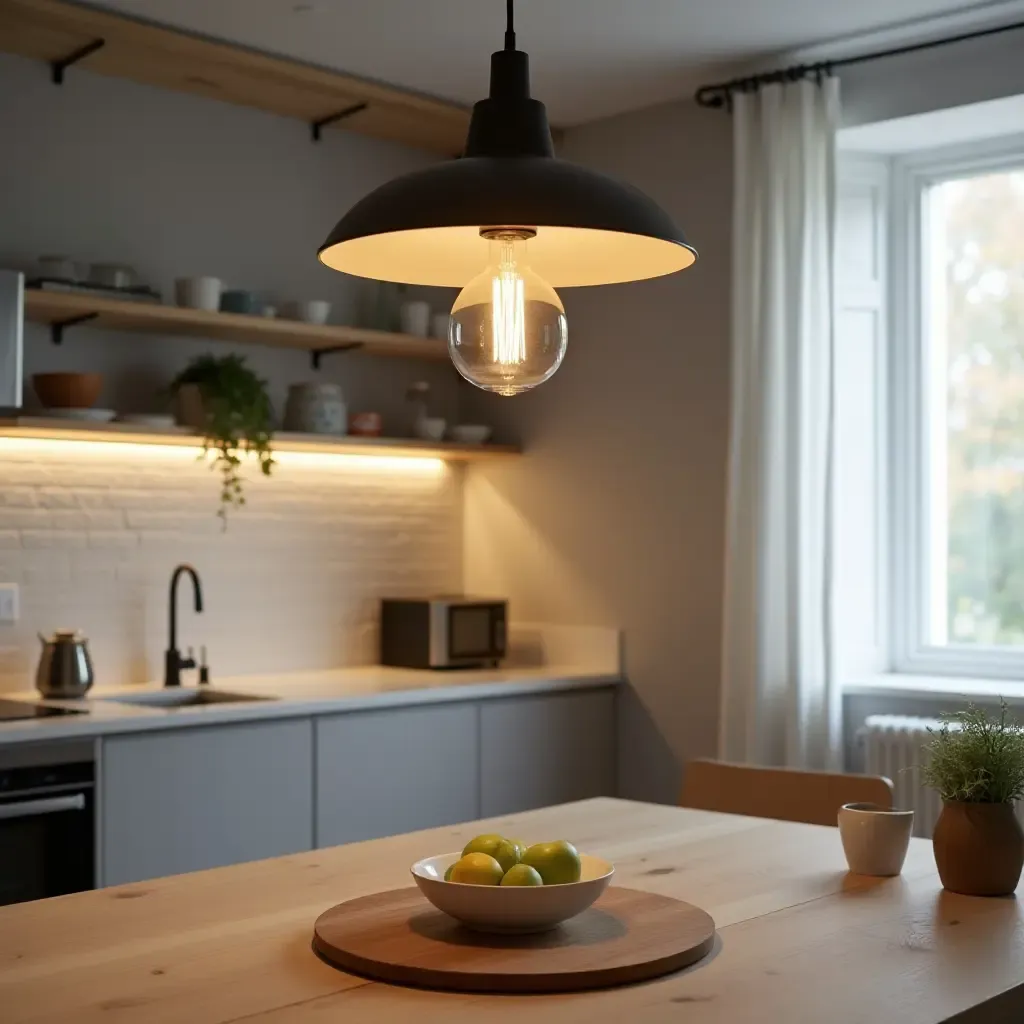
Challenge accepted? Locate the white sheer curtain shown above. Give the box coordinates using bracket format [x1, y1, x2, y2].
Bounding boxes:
[719, 76, 842, 769]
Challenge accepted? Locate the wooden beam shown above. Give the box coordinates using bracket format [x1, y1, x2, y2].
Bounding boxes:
[0, 0, 470, 154]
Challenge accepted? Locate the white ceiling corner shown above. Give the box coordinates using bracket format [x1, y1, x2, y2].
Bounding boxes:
[88, 0, 1024, 125]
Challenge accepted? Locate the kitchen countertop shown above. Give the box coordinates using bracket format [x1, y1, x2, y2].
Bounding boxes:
[3, 797, 1020, 1023]
[0, 663, 620, 746]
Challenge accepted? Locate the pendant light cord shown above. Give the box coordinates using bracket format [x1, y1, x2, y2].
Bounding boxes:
[505, 0, 515, 50]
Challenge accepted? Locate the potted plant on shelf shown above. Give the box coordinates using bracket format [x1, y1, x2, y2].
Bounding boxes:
[170, 354, 274, 524]
[923, 700, 1024, 896]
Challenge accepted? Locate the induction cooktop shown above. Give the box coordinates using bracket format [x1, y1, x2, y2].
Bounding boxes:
[0, 698, 88, 722]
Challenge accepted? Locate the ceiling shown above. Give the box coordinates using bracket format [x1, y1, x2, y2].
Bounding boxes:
[89, 0, 1022, 125]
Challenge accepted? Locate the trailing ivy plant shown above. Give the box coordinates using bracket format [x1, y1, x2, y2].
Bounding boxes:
[922, 700, 1024, 804]
[170, 354, 274, 525]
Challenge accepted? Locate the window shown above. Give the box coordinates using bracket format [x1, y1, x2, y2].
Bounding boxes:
[891, 133, 1024, 678]
[925, 168, 1024, 651]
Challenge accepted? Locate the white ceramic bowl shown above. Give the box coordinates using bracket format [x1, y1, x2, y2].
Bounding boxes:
[411, 851, 614, 933]
[450, 424, 492, 445]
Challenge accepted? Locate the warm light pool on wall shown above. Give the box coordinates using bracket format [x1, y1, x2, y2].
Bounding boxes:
[0, 437, 445, 475]
[318, 0, 697, 396]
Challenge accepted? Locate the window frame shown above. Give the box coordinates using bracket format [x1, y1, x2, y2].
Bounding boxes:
[890, 131, 1024, 679]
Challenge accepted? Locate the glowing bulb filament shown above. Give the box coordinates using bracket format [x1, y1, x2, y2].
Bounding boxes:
[491, 240, 527, 367]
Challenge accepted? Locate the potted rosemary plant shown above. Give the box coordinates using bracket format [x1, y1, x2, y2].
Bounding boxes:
[923, 700, 1024, 896]
[170, 354, 274, 523]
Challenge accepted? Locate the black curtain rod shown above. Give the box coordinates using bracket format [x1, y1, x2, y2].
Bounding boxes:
[695, 17, 1024, 109]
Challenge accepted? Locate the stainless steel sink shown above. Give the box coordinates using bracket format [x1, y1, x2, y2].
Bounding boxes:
[103, 689, 275, 709]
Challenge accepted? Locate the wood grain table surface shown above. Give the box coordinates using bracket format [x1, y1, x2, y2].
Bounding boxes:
[1, 797, 1022, 1023]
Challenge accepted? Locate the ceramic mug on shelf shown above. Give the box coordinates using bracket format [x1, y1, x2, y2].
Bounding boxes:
[175, 276, 223, 312]
[400, 300, 431, 337]
[414, 416, 446, 441]
[431, 312, 451, 340]
[286, 299, 331, 325]
[838, 802, 914, 877]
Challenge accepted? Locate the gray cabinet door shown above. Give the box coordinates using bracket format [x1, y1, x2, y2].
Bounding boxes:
[101, 719, 313, 886]
[316, 703, 479, 848]
[480, 689, 616, 817]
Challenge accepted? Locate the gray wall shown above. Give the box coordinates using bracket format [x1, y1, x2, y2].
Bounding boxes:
[464, 97, 734, 803]
[840, 28, 1024, 127]
[0, 52, 460, 428]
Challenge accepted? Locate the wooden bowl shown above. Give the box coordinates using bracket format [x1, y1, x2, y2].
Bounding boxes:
[411, 852, 614, 933]
[32, 373, 103, 409]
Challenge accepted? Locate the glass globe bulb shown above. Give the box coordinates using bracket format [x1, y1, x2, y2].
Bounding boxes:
[448, 233, 568, 396]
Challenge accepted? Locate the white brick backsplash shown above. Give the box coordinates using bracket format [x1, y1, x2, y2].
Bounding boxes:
[0, 446, 462, 691]
[2, 488, 39, 508]
[20, 530, 90, 550]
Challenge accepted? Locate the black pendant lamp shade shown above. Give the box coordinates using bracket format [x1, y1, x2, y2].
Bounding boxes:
[318, 6, 697, 288]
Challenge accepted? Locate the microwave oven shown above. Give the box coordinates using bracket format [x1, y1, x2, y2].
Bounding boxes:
[380, 597, 507, 669]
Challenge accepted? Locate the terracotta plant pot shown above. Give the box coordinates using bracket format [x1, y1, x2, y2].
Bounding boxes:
[32, 372, 102, 409]
[933, 801, 1024, 896]
[173, 383, 207, 430]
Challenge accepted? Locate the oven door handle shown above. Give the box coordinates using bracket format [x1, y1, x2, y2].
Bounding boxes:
[0, 793, 86, 820]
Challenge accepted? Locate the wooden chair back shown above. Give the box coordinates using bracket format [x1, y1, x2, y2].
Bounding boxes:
[680, 759, 894, 827]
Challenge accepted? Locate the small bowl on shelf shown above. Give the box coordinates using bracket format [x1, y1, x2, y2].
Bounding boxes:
[219, 290, 259, 315]
[450, 424, 492, 445]
[411, 851, 614, 934]
[32, 372, 103, 410]
[349, 411, 383, 437]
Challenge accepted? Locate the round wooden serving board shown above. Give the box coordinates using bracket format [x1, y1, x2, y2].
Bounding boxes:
[312, 886, 716, 994]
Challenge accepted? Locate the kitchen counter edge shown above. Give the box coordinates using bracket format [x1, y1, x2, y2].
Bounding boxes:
[0, 668, 621, 746]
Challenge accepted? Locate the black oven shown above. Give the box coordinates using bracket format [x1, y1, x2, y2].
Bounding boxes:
[0, 742, 96, 906]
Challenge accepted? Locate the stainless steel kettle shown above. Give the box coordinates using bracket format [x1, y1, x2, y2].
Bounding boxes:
[36, 630, 95, 698]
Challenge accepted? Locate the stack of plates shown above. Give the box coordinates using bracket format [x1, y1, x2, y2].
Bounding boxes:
[44, 408, 117, 422]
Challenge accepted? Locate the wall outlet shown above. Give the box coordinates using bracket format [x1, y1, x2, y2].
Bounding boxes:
[0, 584, 19, 624]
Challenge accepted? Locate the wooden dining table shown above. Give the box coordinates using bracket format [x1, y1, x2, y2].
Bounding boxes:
[1, 797, 1022, 1022]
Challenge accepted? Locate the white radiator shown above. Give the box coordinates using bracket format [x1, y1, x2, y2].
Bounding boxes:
[859, 715, 943, 837]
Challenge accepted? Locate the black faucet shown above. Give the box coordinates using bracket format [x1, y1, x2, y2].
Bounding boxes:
[165, 564, 203, 687]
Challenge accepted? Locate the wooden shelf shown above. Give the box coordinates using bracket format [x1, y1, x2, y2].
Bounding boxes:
[24, 289, 448, 365]
[0, 0, 469, 154]
[0, 418, 520, 462]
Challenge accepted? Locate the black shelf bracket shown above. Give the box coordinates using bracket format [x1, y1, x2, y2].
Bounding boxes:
[50, 313, 99, 345]
[310, 342, 362, 370]
[51, 39, 105, 85]
[311, 102, 368, 142]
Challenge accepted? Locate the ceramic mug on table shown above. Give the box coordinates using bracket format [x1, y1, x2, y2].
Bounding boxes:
[838, 802, 914, 877]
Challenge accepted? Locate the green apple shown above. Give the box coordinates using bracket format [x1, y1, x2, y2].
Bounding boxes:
[462, 834, 519, 873]
[492, 839, 521, 873]
[500, 864, 543, 886]
[449, 852, 504, 885]
[462, 833, 506, 858]
[522, 840, 582, 885]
